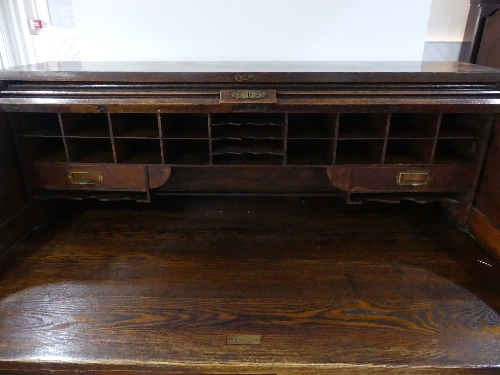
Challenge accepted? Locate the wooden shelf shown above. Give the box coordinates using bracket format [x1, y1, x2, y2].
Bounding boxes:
[162, 113, 208, 139]
[37, 150, 68, 163]
[287, 139, 334, 165]
[65, 129, 111, 138]
[66, 138, 114, 163]
[61, 113, 111, 138]
[164, 139, 209, 165]
[114, 129, 160, 139]
[211, 124, 284, 139]
[18, 137, 67, 162]
[388, 113, 439, 139]
[111, 113, 159, 139]
[338, 113, 387, 139]
[212, 139, 284, 155]
[336, 139, 384, 165]
[116, 139, 162, 164]
[211, 113, 285, 126]
[15, 113, 62, 138]
[288, 114, 336, 139]
[434, 139, 480, 164]
[213, 154, 284, 165]
[20, 129, 62, 137]
[385, 139, 434, 164]
[439, 113, 488, 138]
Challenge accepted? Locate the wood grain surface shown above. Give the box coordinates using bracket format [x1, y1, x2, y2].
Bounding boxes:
[2, 61, 500, 83]
[0, 197, 499, 374]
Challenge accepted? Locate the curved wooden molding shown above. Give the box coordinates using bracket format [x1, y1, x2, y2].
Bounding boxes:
[147, 166, 172, 189]
[326, 166, 351, 191]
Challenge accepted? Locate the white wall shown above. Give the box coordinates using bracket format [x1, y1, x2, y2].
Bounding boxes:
[426, 0, 469, 41]
[73, 0, 432, 61]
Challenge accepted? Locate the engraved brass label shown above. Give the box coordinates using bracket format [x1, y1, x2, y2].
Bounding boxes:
[227, 334, 261, 345]
[69, 171, 104, 185]
[220, 89, 277, 104]
[397, 171, 430, 186]
[235, 73, 257, 81]
[231, 90, 267, 100]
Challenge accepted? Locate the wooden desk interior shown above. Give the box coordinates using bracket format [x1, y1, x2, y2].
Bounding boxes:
[1, 61, 500, 374]
[0, 196, 499, 374]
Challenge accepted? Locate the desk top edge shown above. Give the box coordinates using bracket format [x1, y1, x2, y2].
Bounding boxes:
[2, 61, 500, 83]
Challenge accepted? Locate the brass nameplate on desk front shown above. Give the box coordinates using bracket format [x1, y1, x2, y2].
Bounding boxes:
[220, 90, 277, 104]
[227, 334, 261, 345]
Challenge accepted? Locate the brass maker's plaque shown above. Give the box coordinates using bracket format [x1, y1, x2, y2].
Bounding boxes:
[397, 171, 430, 186]
[220, 90, 277, 104]
[227, 334, 261, 345]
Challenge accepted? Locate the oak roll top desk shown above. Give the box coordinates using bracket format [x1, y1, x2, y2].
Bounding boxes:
[0, 62, 500, 375]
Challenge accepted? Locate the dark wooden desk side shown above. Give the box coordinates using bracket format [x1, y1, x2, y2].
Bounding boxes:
[459, 3, 500, 259]
[459, 0, 500, 63]
[0, 115, 48, 255]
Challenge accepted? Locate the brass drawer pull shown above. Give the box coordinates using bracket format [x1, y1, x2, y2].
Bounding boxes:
[69, 171, 104, 185]
[397, 171, 430, 186]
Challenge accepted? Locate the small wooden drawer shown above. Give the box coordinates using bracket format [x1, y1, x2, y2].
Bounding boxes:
[24, 163, 148, 191]
[351, 166, 477, 192]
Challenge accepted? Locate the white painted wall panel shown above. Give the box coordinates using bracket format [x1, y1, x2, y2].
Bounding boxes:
[32, 36, 80, 63]
[73, 0, 432, 61]
[422, 42, 462, 61]
[426, 0, 469, 42]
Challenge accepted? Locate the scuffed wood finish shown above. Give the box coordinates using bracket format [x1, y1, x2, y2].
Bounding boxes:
[0, 197, 499, 374]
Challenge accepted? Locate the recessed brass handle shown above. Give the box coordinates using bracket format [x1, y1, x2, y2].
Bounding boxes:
[397, 171, 430, 186]
[69, 171, 104, 185]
